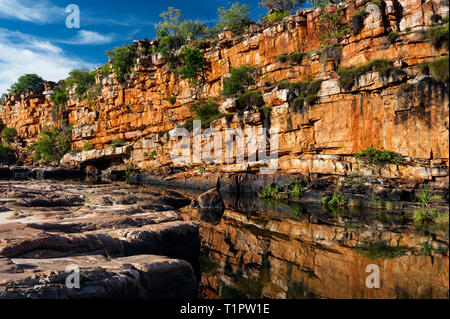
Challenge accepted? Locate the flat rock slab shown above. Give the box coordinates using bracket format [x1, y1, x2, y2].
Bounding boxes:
[0, 180, 200, 299]
[0, 254, 197, 299]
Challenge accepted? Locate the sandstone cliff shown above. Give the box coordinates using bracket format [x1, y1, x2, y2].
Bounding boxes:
[1, 0, 448, 193]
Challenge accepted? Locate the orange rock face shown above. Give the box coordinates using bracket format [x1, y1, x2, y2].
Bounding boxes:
[0, 0, 448, 184]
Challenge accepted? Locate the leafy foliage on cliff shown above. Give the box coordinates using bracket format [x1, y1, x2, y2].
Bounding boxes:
[184, 99, 230, 130]
[266, 10, 291, 23]
[277, 78, 323, 109]
[50, 84, 68, 106]
[277, 52, 307, 65]
[419, 56, 449, 83]
[217, 2, 251, 35]
[8, 74, 44, 95]
[337, 59, 400, 90]
[1, 127, 17, 145]
[259, 0, 304, 12]
[32, 126, 72, 164]
[355, 145, 405, 167]
[236, 90, 265, 110]
[66, 68, 96, 99]
[180, 48, 205, 81]
[155, 7, 210, 40]
[106, 44, 138, 83]
[319, 9, 350, 46]
[356, 242, 406, 261]
[427, 21, 449, 50]
[222, 65, 258, 97]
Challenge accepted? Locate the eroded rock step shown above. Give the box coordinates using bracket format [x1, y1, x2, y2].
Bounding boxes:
[0, 255, 197, 299]
[0, 181, 199, 299]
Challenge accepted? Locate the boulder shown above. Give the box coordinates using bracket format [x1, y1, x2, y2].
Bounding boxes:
[198, 188, 225, 209]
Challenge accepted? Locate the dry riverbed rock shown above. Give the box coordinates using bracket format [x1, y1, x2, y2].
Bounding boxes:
[0, 180, 199, 299]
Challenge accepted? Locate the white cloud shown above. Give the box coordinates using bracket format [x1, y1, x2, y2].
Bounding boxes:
[60, 30, 114, 45]
[0, 28, 94, 95]
[0, 0, 64, 23]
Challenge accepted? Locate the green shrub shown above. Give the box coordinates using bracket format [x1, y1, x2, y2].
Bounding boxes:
[277, 52, 307, 65]
[258, 184, 288, 200]
[278, 79, 322, 95]
[168, 96, 177, 105]
[267, 10, 290, 24]
[355, 145, 405, 167]
[278, 79, 323, 107]
[99, 63, 111, 77]
[372, 0, 382, 7]
[306, 94, 319, 106]
[191, 99, 219, 119]
[292, 97, 305, 110]
[290, 180, 304, 198]
[1, 127, 17, 145]
[327, 190, 347, 207]
[387, 30, 400, 44]
[180, 47, 205, 81]
[155, 7, 211, 42]
[236, 90, 265, 110]
[32, 126, 72, 164]
[222, 65, 258, 97]
[184, 99, 227, 130]
[178, 19, 211, 39]
[414, 208, 439, 231]
[318, 9, 350, 46]
[125, 162, 138, 184]
[106, 44, 138, 82]
[8, 74, 44, 95]
[356, 242, 406, 261]
[110, 139, 124, 147]
[427, 22, 449, 49]
[197, 165, 206, 174]
[65, 68, 96, 99]
[85, 84, 102, 107]
[50, 83, 68, 106]
[418, 56, 449, 82]
[82, 142, 93, 151]
[415, 184, 441, 207]
[155, 7, 183, 38]
[0, 143, 15, 164]
[216, 2, 251, 35]
[338, 59, 398, 91]
[155, 35, 185, 57]
[259, 0, 304, 12]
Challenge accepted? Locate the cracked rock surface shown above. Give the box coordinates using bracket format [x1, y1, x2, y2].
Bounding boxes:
[0, 181, 199, 299]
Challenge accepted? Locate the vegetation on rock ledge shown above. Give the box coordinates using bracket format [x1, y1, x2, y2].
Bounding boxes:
[337, 59, 401, 91]
[418, 56, 449, 83]
[32, 126, 72, 164]
[222, 65, 259, 97]
[355, 145, 405, 167]
[7, 74, 44, 95]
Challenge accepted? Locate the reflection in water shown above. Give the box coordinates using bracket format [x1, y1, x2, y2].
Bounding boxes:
[197, 208, 225, 226]
[180, 192, 449, 299]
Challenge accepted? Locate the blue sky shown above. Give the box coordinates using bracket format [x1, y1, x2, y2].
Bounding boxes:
[0, 0, 308, 94]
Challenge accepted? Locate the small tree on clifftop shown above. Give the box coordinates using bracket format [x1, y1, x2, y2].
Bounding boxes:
[216, 2, 251, 35]
[8, 74, 45, 95]
[259, 0, 305, 13]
